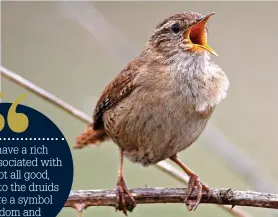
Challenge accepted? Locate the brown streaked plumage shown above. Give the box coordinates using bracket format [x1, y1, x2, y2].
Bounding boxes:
[75, 11, 229, 214]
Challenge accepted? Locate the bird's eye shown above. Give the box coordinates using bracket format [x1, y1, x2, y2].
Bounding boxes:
[171, 23, 180, 34]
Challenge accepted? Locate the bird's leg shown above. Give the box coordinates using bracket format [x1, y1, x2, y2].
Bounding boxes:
[169, 154, 210, 211]
[116, 149, 136, 215]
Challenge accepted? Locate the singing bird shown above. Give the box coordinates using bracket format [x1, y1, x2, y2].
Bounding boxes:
[75, 11, 229, 214]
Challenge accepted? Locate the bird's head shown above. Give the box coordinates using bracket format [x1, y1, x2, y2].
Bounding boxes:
[148, 12, 217, 59]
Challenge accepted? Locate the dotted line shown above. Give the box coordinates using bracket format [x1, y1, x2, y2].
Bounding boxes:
[0, 138, 65, 141]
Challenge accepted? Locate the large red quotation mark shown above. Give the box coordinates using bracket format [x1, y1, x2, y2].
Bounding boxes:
[0, 93, 29, 133]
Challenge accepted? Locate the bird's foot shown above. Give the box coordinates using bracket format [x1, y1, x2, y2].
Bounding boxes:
[115, 177, 136, 215]
[184, 174, 210, 211]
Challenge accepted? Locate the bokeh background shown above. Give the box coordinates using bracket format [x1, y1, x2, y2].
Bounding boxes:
[1, 1, 278, 217]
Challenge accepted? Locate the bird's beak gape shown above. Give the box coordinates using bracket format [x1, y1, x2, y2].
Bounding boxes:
[184, 12, 218, 56]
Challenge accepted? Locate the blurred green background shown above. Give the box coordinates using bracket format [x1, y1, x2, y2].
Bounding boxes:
[1, 1, 278, 217]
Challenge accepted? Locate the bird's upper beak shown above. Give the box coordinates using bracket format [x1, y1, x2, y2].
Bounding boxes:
[184, 12, 218, 56]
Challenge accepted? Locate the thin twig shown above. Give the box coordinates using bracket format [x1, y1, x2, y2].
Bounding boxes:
[0, 66, 91, 123]
[65, 188, 278, 209]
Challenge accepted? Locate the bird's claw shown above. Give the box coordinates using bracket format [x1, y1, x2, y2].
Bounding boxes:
[184, 174, 210, 211]
[115, 178, 136, 215]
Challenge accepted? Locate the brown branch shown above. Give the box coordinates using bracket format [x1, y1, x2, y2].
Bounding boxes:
[1, 66, 253, 217]
[65, 188, 278, 211]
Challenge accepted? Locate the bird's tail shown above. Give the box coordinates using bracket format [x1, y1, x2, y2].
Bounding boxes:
[74, 124, 107, 149]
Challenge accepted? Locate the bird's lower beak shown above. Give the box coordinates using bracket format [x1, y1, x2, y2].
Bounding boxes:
[184, 12, 218, 56]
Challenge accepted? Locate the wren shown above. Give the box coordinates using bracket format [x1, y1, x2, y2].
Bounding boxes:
[75, 11, 229, 214]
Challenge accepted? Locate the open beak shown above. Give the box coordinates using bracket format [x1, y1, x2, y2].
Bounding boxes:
[184, 12, 218, 56]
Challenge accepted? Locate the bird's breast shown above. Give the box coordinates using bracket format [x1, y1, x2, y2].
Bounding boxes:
[104, 85, 213, 166]
[103, 60, 228, 166]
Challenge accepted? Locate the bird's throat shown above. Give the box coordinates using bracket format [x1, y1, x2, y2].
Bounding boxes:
[167, 51, 211, 78]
